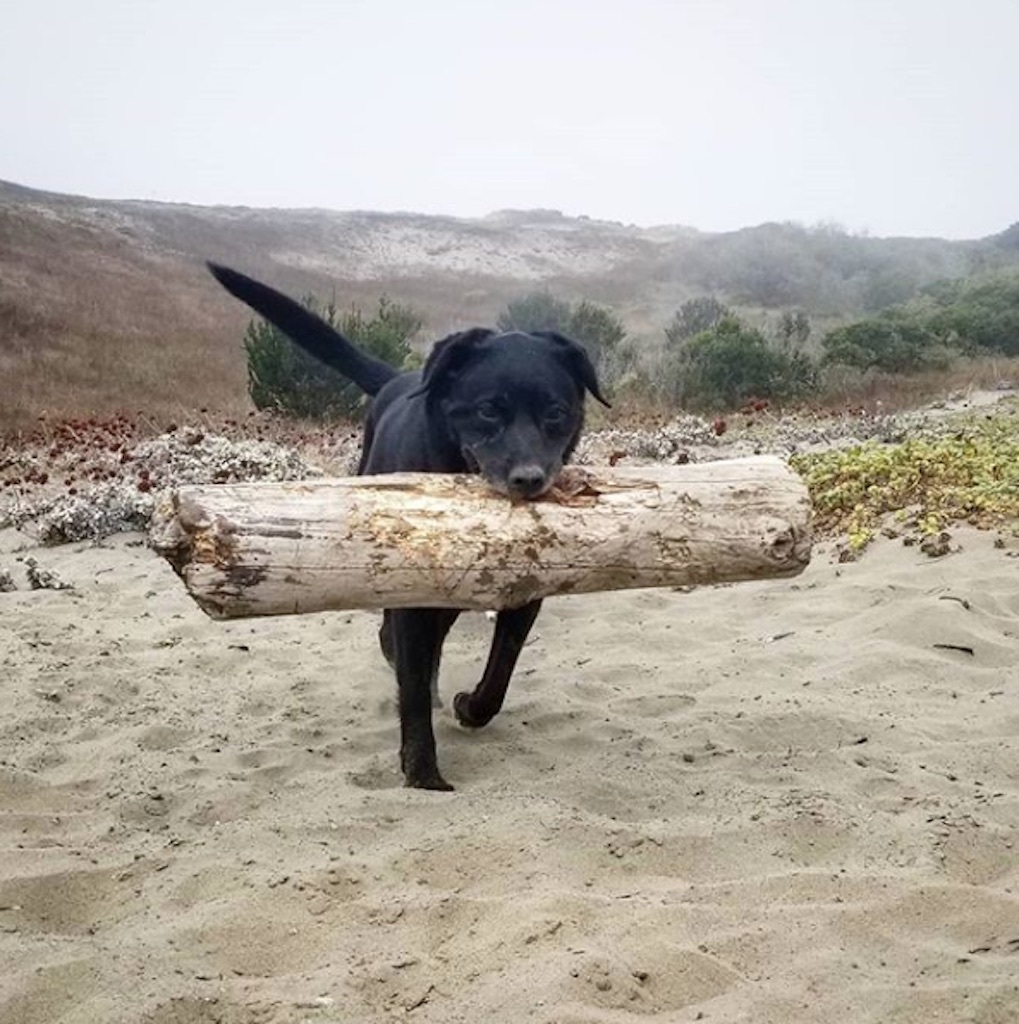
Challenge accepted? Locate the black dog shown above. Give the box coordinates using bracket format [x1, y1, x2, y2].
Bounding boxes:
[208, 264, 608, 790]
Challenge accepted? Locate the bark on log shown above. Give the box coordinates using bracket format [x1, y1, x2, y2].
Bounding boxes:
[149, 457, 812, 619]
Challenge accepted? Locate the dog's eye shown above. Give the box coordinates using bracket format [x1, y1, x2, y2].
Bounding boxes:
[475, 401, 502, 424]
[544, 405, 569, 428]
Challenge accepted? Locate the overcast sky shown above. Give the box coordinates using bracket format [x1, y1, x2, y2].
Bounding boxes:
[2, 0, 1016, 238]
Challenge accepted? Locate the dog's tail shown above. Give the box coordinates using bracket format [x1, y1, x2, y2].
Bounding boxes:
[208, 262, 399, 396]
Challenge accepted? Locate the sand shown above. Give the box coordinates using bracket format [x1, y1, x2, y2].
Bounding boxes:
[1, 524, 1017, 1023]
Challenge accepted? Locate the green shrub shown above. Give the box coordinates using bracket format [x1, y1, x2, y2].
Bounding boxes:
[664, 296, 730, 345]
[791, 405, 1019, 552]
[567, 300, 627, 365]
[496, 292, 573, 335]
[922, 273, 1019, 355]
[244, 294, 421, 420]
[821, 319, 950, 373]
[496, 291, 627, 379]
[669, 316, 817, 409]
[818, 270, 1019, 374]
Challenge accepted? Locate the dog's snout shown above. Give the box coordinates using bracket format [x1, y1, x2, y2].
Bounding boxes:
[507, 464, 549, 498]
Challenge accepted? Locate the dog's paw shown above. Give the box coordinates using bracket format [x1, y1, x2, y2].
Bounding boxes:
[453, 692, 493, 729]
[404, 772, 455, 792]
[401, 749, 455, 791]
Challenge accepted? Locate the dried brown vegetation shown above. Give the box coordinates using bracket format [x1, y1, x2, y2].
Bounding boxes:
[809, 356, 1019, 414]
[1, 182, 676, 430]
[3, 180, 1016, 430]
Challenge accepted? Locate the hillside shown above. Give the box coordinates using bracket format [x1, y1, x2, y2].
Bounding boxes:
[1, 179, 1016, 424]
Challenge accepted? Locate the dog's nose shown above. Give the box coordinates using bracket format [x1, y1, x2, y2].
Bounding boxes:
[507, 465, 548, 498]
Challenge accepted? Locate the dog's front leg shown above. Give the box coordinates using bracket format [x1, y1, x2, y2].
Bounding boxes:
[453, 600, 542, 729]
[391, 608, 455, 791]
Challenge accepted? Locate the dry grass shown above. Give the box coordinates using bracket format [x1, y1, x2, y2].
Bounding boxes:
[580, 356, 1019, 430]
[0, 197, 652, 430]
[1, 204, 251, 428]
[4, 186, 1015, 431]
[811, 356, 1019, 413]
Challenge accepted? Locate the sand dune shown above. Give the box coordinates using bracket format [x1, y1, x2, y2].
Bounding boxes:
[1, 525, 1017, 1023]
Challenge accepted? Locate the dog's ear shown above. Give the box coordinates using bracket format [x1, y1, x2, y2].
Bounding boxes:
[534, 331, 612, 407]
[409, 328, 495, 397]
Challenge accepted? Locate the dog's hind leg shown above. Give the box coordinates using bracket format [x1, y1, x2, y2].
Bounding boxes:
[380, 609, 453, 707]
[379, 611, 397, 669]
[391, 608, 459, 791]
[452, 601, 542, 729]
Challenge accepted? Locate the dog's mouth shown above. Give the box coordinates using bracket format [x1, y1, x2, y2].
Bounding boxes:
[484, 470, 556, 502]
[461, 448, 558, 501]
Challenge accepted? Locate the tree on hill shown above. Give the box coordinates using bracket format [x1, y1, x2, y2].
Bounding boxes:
[664, 296, 730, 345]
[776, 310, 812, 347]
[496, 292, 573, 335]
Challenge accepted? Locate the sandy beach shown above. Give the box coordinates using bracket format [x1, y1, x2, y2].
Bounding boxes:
[2, 519, 1017, 1024]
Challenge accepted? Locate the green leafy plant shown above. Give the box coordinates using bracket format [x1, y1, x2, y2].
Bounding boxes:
[821, 318, 950, 373]
[496, 291, 627, 378]
[791, 406, 1019, 553]
[496, 292, 573, 335]
[244, 294, 421, 420]
[664, 296, 730, 345]
[922, 272, 1019, 356]
[666, 316, 817, 409]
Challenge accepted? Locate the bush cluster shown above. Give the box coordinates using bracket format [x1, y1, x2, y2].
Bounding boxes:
[791, 405, 1019, 553]
[496, 292, 628, 377]
[665, 315, 816, 409]
[239, 268, 1018, 421]
[818, 270, 1019, 372]
[244, 294, 421, 420]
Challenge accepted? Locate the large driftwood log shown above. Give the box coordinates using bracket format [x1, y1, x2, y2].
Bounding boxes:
[149, 457, 811, 619]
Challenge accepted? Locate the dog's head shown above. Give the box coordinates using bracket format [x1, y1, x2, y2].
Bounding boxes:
[413, 328, 609, 499]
